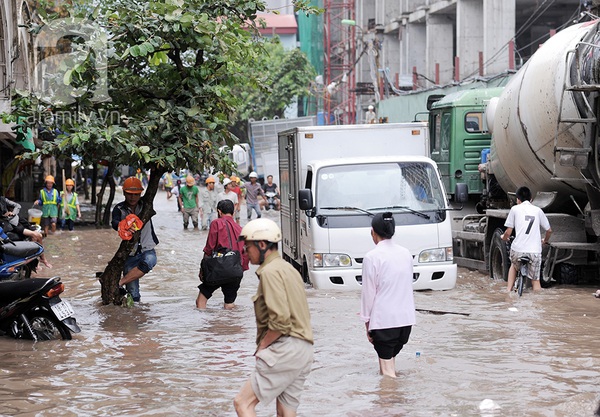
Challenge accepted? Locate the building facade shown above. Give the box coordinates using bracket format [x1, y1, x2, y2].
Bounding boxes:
[0, 1, 34, 140]
[0, 1, 38, 200]
[349, 0, 584, 122]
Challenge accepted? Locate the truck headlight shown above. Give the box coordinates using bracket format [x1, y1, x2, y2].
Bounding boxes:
[418, 247, 453, 263]
[313, 253, 352, 267]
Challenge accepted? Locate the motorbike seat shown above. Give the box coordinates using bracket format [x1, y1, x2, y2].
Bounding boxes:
[0, 278, 58, 303]
[1, 241, 42, 258]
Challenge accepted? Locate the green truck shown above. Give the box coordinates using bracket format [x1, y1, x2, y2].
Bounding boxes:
[427, 87, 504, 203]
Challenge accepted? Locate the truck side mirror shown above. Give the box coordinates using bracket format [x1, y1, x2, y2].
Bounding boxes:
[298, 189, 314, 211]
[455, 183, 468, 204]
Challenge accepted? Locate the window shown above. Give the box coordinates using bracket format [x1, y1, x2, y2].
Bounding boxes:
[432, 112, 451, 153]
[316, 162, 445, 213]
[431, 113, 441, 153]
[441, 112, 451, 150]
[465, 112, 483, 133]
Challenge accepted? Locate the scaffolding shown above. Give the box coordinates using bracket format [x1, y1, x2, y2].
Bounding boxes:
[323, 0, 356, 124]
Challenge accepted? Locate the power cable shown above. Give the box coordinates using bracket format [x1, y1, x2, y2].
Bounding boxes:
[463, 0, 563, 79]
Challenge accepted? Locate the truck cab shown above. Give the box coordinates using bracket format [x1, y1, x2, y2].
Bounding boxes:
[278, 124, 457, 291]
[428, 87, 503, 198]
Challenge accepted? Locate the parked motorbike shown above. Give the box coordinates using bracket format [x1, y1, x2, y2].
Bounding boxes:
[0, 276, 80, 341]
[0, 227, 43, 281]
[265, 191, 279, 211]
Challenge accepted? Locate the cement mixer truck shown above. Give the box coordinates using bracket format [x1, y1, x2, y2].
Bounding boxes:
[453, 20, 600, 286]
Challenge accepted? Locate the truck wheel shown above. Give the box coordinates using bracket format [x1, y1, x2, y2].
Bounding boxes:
[489, 228, 510, 281]
[301, 259, 311, 285]
[555, 263, 578, 285]
[539, 261, 552, 288]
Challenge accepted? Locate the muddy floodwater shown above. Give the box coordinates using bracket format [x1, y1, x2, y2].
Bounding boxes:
[1, 192, 599, 417]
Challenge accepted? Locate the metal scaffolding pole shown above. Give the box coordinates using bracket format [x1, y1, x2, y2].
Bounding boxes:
[323, 0, 356, 124]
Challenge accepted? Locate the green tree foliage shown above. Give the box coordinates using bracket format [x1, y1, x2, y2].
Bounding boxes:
[6, 0, 319, 304]
[229, 39, 316, 141]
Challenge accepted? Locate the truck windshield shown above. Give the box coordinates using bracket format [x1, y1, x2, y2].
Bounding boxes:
[316, 162, 445, 214]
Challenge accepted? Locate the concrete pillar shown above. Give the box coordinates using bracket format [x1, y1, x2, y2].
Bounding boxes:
[0, 2, 18, 129]
[456, 0, 483, 81]
[403, 22, 426, 88]
[483, 0, 515, 74]
[426, 14, 454, 86]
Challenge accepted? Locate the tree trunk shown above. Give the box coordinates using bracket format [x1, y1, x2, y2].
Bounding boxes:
[95, 163, 115, 226]
[102, 175, 116, 226]
[82, 166, 90, 201]
[98, 166, 166, 305]
[91, 165, 97, 205]
[95, 162, 116, 227]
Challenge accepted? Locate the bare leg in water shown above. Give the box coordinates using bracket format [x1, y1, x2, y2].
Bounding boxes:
[23, 229, 52, 268]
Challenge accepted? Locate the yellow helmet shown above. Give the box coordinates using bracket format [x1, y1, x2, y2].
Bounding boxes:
[185, 175, 195, 186]
[45, 175, 55, 183]
[65, 179, 75, 186]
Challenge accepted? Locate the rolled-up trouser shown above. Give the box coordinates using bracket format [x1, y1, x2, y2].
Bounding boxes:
[182, 207, 199, 228]
[123, 249, 157, 301]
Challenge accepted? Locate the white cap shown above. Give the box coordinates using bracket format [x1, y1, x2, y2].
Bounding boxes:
[249, 172, 258, 178]
[368, 105, 374, 110]
[223, 178, 232, 186]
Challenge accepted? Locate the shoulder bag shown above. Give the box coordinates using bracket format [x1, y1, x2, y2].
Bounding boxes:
[201, 221, 243, 286]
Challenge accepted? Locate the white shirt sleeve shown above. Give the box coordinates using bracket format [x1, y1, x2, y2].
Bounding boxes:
[504, 207, 515, 228]
[360, 255, 377, 326]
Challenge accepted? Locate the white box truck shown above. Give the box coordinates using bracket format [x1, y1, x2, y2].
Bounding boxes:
[278, 123, 457, 291]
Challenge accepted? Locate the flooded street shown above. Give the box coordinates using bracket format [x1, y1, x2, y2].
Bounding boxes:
[1, 191, 599, 416]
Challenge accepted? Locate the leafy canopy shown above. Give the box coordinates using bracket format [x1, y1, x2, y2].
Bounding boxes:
[231, 38, 316, 139]
[7, 0, 288, 174]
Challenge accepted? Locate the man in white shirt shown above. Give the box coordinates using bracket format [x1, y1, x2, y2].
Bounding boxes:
[217, 178, 239, 213]
[501, 186, 552, 292]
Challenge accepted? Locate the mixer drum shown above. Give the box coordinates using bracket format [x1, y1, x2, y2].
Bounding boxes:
[488, 21, 600, 211]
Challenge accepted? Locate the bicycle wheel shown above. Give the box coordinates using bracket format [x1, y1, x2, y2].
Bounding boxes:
[517, 271, 524, 296]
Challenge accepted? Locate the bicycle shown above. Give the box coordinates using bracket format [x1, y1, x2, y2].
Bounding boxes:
[515, 255, 531, 296]
[506, 236, 530, 296]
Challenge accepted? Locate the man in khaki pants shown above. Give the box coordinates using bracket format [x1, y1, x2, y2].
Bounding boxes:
[234, 219, 313, 417]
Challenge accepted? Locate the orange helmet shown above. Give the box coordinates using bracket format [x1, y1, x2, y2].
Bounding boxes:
[65, 179, 75, 186]
[185, 175, 195, 186]
[205, 177, 215, 184]
[45, 175, 55, 183]
[123, 177, 144, 194]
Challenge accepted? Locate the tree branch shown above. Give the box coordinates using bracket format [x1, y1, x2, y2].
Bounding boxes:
[195, 49, 204, 68]
[168, 48, 186, 77]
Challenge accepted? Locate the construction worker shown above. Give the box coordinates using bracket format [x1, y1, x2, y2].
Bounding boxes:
[35, 175, 61, 235]
[59, 179, 81, 231]
[111, 177, 159, 302]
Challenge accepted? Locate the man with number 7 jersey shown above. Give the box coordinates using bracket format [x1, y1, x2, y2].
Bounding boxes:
[501, 186, 552, 292]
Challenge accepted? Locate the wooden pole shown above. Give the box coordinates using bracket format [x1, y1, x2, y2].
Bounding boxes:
[62, 169, 70, 217]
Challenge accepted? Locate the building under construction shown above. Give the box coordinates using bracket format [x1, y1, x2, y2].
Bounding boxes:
[299, 0, 588, 124]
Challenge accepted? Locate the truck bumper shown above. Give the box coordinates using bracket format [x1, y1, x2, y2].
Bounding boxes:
[309, 263, 457, 291]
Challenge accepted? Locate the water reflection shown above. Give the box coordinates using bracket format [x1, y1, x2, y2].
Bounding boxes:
[0, 193, 598, 416]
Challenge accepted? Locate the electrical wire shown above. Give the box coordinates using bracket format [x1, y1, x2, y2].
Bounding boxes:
[463, 0, 578, 80]
[515, 6, 582, 54]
